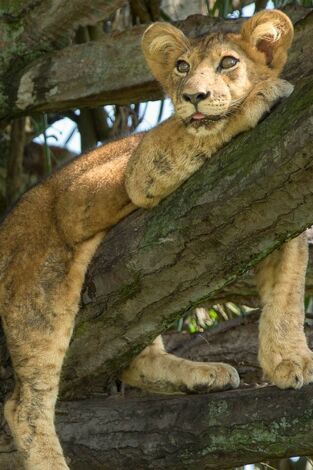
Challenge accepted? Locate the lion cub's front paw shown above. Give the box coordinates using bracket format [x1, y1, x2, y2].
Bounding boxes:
[257, 78, 294, 105]
[180, 362, 240, 393]
[262, 350, 313, 390]
[271, 79, 294, 99]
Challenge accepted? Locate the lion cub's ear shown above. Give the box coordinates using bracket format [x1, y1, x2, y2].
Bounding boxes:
[142, 22, 190, 90]
[240, 10, 293, 72]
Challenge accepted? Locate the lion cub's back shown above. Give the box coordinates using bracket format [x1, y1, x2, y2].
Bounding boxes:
[0, 132, 144, 310]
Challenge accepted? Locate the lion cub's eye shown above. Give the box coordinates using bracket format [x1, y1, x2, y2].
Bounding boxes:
[219, 56, 239, 70]
[176, 60, 190, 74]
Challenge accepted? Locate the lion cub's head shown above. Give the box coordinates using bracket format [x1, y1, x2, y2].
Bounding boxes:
[142, 10, 293, 136]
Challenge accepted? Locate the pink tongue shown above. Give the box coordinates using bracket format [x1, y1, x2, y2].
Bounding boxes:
[192, 112, 206, 120]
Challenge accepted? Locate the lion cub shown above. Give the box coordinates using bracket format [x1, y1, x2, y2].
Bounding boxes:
[0, 9, 311, 470]
[123, 9, 313, 391]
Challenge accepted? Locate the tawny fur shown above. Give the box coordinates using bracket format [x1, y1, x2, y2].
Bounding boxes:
[1, 10, 312, 470]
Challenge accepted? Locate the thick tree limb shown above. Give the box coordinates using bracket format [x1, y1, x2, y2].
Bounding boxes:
[55, 384, 313, 469]
[2, 383, 313, 469]
[53, 66, 313, 397]
[18, 0, 126, 49]
[1, 6, 312, 121]
[56, 383, 313, 469]
[1, 0, 126, 53]
[181, 242, 313, 306]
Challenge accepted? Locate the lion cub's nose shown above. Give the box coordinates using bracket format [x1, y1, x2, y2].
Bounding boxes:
[182, 91, 210, 105]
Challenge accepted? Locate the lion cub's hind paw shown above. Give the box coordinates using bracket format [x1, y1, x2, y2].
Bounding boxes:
[180, 363, 240, 394]
[270, 353, 313, 390]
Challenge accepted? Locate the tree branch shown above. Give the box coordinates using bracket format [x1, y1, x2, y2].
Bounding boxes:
[181, 242, 313, 306]
[1, 6, 312, 121]
[57, 384, 313, 469]
[19, 0, 127, 49]
[2, 384, 313, 469]
[0, 0, 126, 118]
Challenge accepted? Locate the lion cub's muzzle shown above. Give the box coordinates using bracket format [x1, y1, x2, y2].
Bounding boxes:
[179, 89, 230, 127]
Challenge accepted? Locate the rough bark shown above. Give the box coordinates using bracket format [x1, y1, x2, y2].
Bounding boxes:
[55, 383, 313, 470]
[0, 0, 126, 119]
[1, 6, 311, 121]
[2, 383, 313, 470]
[180, 242, 313, 306]
[51, 64, 313, 397]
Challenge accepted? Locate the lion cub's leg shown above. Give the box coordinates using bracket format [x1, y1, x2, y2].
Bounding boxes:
[121, 336, 239, 393]
[2, 311, 74, 470]
[256, 233, 313, 389]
